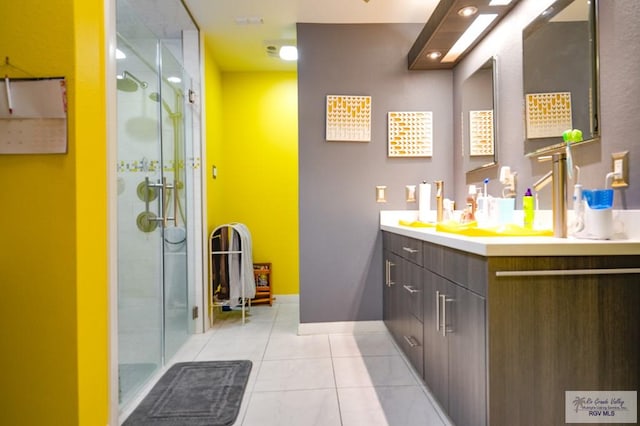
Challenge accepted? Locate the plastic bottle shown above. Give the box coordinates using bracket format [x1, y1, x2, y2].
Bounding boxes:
[523, 188, 535, 229]
[465, 185, 477, 222]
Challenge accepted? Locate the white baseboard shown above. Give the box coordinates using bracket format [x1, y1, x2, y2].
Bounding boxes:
[297, 320, 387, 336]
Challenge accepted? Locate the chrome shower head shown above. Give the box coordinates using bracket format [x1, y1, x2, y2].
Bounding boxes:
[117, 71, 148, 92]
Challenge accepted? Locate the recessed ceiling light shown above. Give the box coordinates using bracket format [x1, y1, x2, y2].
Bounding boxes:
[427, 51, 442, 60]
[489, 0, 513, 5]
[458, 6, 479, 17]
[279, 45, 298, 61]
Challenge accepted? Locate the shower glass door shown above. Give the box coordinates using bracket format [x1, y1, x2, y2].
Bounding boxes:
[116, 0, 192, 409]
[158, 43, 190, 361]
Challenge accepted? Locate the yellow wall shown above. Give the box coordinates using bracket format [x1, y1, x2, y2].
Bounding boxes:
[0, 1, 108, 424]
[204, 44, 224, 232]
[73, 1, 108, 424]
[209, 72, 299, 295]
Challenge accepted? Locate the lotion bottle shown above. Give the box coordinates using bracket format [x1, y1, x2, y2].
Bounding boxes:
[523, 188, 535, 229]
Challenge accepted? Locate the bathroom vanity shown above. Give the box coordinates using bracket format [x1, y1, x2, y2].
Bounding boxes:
[381, 212, 640, 426]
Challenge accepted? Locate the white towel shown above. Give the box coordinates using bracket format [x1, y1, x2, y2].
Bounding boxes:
[227, 223, 256, 301]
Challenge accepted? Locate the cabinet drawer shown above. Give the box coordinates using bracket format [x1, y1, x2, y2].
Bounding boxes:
[399, 316, 424, 379]
[388, 234, 423, 266]
[424, 242, 487, 296]
[403, 262, 423, 322]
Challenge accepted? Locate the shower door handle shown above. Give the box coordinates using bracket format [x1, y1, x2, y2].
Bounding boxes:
[166, 179, 178, 227]
[161, 177, 176, 228]
[146, 177, 176, 227]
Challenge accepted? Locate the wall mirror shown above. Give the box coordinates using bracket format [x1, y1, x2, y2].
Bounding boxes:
[464, 57, 498, 184]
[523, 0, 599, 157]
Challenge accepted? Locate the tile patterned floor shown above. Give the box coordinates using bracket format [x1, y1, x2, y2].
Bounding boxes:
[120, 301, 452, 426]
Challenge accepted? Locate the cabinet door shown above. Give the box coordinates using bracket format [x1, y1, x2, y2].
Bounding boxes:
[447, 281, 486, 426]
[422, 270, 449, 410]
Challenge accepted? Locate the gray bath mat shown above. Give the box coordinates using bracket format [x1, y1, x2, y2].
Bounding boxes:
[123, 360, 252, 426]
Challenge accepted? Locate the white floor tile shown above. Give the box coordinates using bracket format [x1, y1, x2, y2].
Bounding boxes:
[194, 333, 269, 362]
[241, 389, 341, 426]
[333, 355, 418, 388]
[338, 386, 447, 426]
[253, 358, 336, 392]
[329, 333, 399, 357]
[263, 333, 331, 359]
[121, 301, 448, 426]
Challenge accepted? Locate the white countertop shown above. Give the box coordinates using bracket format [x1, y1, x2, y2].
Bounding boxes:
[380, 210, 640, 257]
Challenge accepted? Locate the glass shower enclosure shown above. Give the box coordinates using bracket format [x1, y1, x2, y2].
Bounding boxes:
[115, 0, 199, 409]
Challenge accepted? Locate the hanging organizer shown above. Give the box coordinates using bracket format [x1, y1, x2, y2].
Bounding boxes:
[209, 223, 256, 325]
[0, 57, 68, 154]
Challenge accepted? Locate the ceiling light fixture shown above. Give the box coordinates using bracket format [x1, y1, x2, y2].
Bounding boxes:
[427, 51, 442, 60]
[458, 6, 478, 17]
[441, 14, 498, 63]
[279, 45, 298, 61]
[408, 0, 521, 69]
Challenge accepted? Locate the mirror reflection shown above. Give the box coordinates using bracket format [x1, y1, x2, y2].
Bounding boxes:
[463, 57, 498, 183]
[523, 0, 599, 157]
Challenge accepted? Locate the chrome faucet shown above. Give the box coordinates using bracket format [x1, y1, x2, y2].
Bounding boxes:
[532, 152, 567, 237]
[435, 180, 444, 222]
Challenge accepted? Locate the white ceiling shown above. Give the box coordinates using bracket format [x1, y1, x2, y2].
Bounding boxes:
[183, 0, 440, 72]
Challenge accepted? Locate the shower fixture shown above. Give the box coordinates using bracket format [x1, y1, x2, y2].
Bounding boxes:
[149, 92, 181, 118]
[117, 70, 148, 92]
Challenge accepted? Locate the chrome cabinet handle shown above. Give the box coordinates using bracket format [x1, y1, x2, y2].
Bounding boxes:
[436, 291, 441, 332]
[440, 294, 454, 337]
[403, 335, 418, 348]
[402, 246, 419, 254]
[385, 260, 395, 287]
[440, 293, 447, 337]
[403, 285, 420, 294]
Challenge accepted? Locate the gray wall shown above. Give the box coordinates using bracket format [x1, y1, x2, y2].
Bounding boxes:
[453, 0, 640, 210]
[297, 23, 453, 323]
[297, 0, 640, 324]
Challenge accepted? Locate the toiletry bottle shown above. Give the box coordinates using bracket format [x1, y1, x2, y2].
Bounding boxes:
[466, 185, 477, 222]
[523, 188, 534, 229]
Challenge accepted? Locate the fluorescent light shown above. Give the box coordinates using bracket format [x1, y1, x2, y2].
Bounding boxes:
[489, 0, 513, 5]
[441, 14, 498, 63]
[116, 48, 126, 59]
[279, 45, 298, 61]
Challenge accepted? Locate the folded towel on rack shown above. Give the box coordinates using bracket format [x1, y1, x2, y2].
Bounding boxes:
[228, 223, 256, 301]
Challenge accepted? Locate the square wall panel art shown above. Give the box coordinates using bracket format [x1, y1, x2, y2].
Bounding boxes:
[326, 95, 371, 142]
[525, 92, 572, 139]
[387, 111, 433, 157]
[469, 109, 494, 156]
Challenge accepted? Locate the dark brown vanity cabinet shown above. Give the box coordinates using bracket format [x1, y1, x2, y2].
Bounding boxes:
[383, 232, 486, 425]
[383, 230, 640, 426]
[422, 246, 487, 426]
[383, 233, 424, 377]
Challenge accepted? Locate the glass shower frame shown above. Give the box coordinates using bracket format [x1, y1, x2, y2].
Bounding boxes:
[115, 0, 196, 410]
